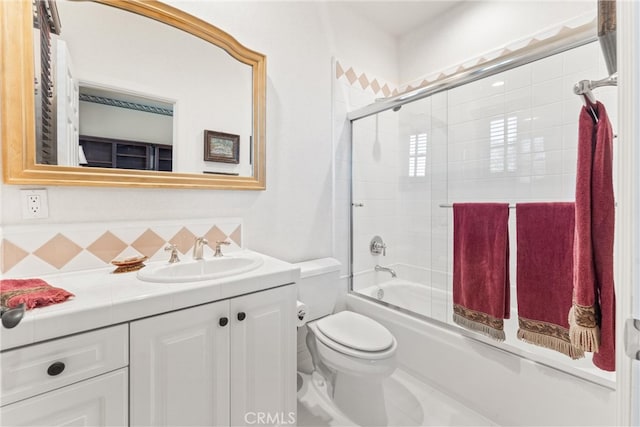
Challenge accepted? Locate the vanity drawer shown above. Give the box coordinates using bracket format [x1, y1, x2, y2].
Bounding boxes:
[0, 324, 128, 406]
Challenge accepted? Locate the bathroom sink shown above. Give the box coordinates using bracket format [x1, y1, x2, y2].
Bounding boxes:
[137, 252, 264, 283]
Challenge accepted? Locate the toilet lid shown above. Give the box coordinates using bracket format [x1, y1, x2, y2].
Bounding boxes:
[316, 311, 394, 352]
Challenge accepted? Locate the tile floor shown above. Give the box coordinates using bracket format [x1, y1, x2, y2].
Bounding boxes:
[297, 369, 496, 427]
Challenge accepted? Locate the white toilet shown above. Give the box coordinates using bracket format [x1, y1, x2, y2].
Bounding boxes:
[296, 258, 397, 426]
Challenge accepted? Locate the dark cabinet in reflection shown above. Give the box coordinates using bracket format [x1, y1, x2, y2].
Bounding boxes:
[80, 136, 172, 172]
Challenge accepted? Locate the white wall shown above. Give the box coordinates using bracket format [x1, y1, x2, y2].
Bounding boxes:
[399, 0, 594, 84]
[0, 1, 397, 265]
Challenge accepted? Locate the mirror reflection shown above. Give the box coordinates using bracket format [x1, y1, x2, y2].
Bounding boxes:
[34, 0, 254, 176]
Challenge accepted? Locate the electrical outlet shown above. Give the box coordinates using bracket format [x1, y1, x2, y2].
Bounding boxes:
[21, 189, 49, 219]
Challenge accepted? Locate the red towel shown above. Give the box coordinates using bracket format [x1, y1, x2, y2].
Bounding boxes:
[0, 279, 74, 309]
[516, 203, 583, 359]
[453, 203, 510, 341]
[570, 101, 616, 371]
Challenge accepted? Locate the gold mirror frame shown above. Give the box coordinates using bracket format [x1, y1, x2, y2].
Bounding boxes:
[0, 0, 266, 189]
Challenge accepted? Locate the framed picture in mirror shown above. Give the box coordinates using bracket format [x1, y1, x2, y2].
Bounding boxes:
[204, 130, 240, 164]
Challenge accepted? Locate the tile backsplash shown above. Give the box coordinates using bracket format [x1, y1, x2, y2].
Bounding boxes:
[1, 218, 242, 277]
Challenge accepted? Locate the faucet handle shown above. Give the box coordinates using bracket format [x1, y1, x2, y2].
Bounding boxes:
[370, 235, 387, 256]
[213, 240, 231, 257]
[164, 244, 180, 263]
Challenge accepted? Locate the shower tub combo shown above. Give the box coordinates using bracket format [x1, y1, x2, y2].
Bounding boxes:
[345, 18, 618, 427]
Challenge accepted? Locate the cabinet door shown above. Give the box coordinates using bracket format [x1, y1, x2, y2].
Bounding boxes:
[130, 301, 230, 427]
[0, 369, 127, 426]
[230, 285, 297, 426]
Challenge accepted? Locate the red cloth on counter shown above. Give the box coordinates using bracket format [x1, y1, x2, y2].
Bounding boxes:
[0, 278, 74, 309]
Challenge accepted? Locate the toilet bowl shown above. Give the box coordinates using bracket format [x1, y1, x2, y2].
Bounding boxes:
[307, 310, 397, 377]
[306, 311, 397, 426]
[295, 258, 398, 425]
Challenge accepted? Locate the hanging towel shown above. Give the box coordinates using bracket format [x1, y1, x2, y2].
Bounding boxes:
[570, 101, 616, 371]
[0, 278, 74, 310]
[516, 203, 584, 359]
[453, 203, 510, 341]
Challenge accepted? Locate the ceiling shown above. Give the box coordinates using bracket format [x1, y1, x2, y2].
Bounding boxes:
[341, 1, 464, 38]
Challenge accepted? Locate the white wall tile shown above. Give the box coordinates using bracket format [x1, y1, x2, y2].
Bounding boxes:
[502, 64, 532, 92]
[505, 86, 532, 113]
[531, 101, 564, 130]
[532, 53, 564, 83]
[563, 42, 599, 75]
[532, 78, 563, 106]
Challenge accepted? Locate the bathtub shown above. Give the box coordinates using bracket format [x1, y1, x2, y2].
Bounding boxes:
[358, 279, 448, 321]
[347, 282, 616, 426]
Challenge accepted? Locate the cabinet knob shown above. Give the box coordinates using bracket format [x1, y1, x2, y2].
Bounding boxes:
[237, 312, 246, 321]
[47, 361, 66, 376]
[219, 317, 229, 327]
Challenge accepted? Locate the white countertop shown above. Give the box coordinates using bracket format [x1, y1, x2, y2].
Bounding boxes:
[1, 250, 300, 351]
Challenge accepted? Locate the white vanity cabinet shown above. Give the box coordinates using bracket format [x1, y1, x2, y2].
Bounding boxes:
[130, 284, 297, 427]
[0, 325, 129, 426]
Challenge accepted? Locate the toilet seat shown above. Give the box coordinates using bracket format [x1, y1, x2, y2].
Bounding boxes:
[310, 311, 397, 360]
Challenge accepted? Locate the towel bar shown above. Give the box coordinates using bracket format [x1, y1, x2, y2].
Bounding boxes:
[439, 204, 516, 209]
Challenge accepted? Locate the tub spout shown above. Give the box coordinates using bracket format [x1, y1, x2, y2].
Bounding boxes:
[375, 264, 397, 278]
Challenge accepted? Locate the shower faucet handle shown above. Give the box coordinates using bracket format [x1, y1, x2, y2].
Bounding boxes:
[370, 235, 387, 256]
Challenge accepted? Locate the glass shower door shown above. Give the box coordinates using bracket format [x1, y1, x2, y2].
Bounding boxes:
[350, 93, 449, 324]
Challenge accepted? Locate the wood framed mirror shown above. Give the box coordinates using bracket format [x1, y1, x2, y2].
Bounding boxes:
[1, 0, 266, 189]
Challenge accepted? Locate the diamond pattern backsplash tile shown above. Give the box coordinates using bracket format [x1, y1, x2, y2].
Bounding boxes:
[170, 227, 198, 255]
[131, 229, 166, 258]
[1, 219, 243, 278]
[229, 226, 241, 246]
[205, 226, 227, 247]
[86, 231, 128, 264]
[0, 240, 29, 273]
[34, 234, 83, 270]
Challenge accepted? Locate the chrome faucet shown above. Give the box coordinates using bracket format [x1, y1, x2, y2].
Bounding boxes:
[370, 236, 387, 256]
[213, 240, 231, 257]
[164, 244, 180, 263]
[193, 237, 209, 260]
[375, 264, 397, 278]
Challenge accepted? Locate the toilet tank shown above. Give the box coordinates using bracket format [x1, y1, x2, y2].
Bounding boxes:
[294, 258, 341, 322]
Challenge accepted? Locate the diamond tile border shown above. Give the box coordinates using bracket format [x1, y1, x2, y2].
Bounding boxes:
[335, 60, 399, 98]
[395, 17, 597, 97]
[1, 218, 243, 278]
[336, 15, 597, 101]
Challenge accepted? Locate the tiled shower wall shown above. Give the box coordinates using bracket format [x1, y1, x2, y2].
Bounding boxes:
[350, 92, 449, 292]
[348, 40, 617, 381]
[349, 40, 618, 319]
[445, 40, 618, 317]
[333, 60, 398, 279]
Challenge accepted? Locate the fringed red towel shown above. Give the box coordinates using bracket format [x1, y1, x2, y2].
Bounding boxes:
[453, 203, 510, 341]
[570, 101, 616, 371]
[0, 279, 74, 309]
[516, 203, 584, 359]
